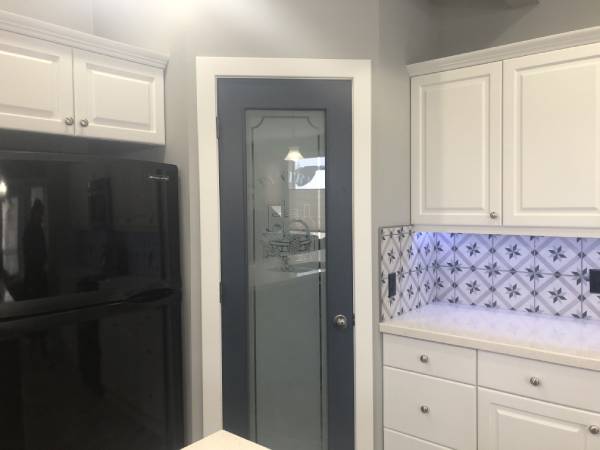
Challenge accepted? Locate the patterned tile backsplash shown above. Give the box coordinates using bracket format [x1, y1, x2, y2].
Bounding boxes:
[380, 226, 600, 321]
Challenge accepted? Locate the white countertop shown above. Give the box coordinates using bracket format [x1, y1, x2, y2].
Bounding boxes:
[380, 303, 600, 371]
[183, 431, 268, 450]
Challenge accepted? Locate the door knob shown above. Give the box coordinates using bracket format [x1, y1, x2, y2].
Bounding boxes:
[420, 405, 430, 414]
[489, 211, 499, 219]
[590, 425, 600, 435]
[64, 116, 74, 126]
[80, 119, 89, 127]
[333, 314, 348, 330]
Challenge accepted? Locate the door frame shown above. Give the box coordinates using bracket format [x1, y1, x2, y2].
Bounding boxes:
[195, 57, 373, 450]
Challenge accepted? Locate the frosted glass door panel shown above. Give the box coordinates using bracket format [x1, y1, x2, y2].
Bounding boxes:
[246, 110, 327, 450]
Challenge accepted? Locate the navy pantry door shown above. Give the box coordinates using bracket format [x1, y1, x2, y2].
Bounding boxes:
[217, 78, 354, 450]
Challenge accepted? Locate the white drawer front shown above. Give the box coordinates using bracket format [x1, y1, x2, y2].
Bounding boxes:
[479, 351, 600, 412]
[384, 367, 476, 450]
[383, 334, 476, 384]
[385, 428, 453, 450]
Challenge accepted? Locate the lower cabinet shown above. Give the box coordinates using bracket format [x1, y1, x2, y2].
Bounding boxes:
[478, 388, 600, 450]
[384, 428, 453, 450]
[383, 334, 600, 450]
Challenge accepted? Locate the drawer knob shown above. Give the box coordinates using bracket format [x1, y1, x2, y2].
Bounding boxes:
[489, 211, 499, 219]
[419, 354, 429, 363]
[529, 376, 541, 387]
[80, 118, 89, 127]
[420, 405, 430, 414]
[64, 116, 74, 126]
[590, 425, 600, 435]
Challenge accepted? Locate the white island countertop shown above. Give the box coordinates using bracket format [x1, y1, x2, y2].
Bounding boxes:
[380, 303, 600, 371]
[183, 431, 268, 450]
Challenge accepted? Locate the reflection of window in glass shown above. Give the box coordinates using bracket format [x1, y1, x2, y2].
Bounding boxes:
[293, 157, 325, 190]
[2, 197, 19, 276]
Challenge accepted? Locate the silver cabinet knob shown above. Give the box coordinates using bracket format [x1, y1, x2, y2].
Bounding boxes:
[79, 119, 89, 127]
[64, 117, 74, 126]
[489, 211, 499, 219]
[420, 405, 430, 414]
[590, 425, 600, 435]
[419, 354, 429, 363]
[333, 314, 348, 330]
[529, 376, 541, 387]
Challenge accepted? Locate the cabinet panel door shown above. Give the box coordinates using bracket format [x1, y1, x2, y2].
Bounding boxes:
[479, 388, 600, 450]
[504, 42, 600, 227]
[411, 62, 502, 226]
[73, 50, 165, 144]
[0, 30, 74, 135]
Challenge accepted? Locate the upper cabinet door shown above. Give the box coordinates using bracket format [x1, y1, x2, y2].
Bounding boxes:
[504, 43, 600, 227]
[73, 50, 165, 145]
[0, 30, 74, 135]
[411, 62, 502, 226]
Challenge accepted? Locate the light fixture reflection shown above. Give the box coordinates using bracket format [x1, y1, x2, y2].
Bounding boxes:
[0, 181, 7, 198]
[284, 146, 304, 162]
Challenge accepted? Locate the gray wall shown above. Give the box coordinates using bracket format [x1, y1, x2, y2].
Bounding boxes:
[433, 0, 600, 57]
[0, 0, 93, 32]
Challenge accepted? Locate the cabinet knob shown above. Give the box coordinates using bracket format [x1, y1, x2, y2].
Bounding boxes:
[80, 119, 89, 127]
[420, 405, 430, 414]
[489, 211, 499, 219]
[419, 354, 429, 363]
[590, 425, 600, 435]
[529, 376, 541, 387]
[64, 117, 74, 126]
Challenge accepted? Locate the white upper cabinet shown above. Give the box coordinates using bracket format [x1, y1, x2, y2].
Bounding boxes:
[0, 30, 74, 135]
[73, 50, 165, 144]
[0, 11, 167, 145]
[411, 62, 502, 226]
[504, 42, 600, 227]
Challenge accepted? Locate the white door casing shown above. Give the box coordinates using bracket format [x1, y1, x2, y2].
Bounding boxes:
[195, 57, 373, 450]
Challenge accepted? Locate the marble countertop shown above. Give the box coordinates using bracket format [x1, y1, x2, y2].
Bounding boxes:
[380, 304, 600, 371]
[182, 431, 268, 450]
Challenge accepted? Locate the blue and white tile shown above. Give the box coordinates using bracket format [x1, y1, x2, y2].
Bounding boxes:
[420, 268, 435, 306]
[493, 270, 536, 312]
[434, 266, 455, 304]
[399, 270, 420, 312]
[400, 228, 417, 272]
[535, 272, 582, 318]
[455, 267, 493, 306]
[494, 234, 535, 273]
[535, 236, 581, 276]
[582, 238, 600, 273]
[454, 233, 493, 270]
[433, 232, 454, 268]
[414, 231, 435, 270]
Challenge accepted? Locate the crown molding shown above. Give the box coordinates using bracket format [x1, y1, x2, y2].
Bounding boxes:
[0, 9, 168, 69]
[408, 25, 600, 76]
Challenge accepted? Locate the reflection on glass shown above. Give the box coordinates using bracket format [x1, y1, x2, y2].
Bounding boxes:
[246, 110, 327, 450]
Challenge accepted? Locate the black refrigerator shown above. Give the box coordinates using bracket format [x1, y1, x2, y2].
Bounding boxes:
[0, 152, 183, 450]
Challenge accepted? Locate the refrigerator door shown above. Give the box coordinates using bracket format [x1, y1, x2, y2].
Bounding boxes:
[0, 295, 183, 450]
[0, 154, 180, 319]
